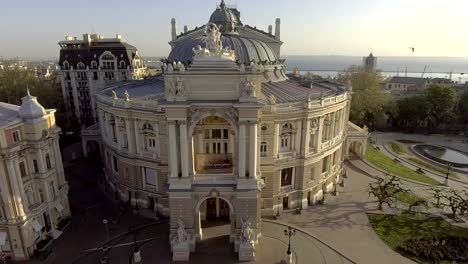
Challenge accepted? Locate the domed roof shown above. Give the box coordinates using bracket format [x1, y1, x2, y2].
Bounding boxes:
[168, 34, 278, 64]
[209, 0, 239, 33]
[18, 90, 46, 120]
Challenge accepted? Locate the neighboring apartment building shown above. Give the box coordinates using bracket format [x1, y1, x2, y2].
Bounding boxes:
[57, 34, 147, 126]
[0, 91, 70, 260]
[385, 76, 430, 96]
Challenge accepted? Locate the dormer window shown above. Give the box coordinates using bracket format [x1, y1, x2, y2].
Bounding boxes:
[100, 52, 116, 70]
[77, 62, 85, 70]
[63, 61, 70, 70]
[120, 61, 126, 69]
[91, 61, 98, 69]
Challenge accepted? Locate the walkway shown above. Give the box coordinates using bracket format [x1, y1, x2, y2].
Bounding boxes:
[277, 163, 416, 264]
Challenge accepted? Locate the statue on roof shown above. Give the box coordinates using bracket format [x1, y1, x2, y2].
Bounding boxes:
[203, 23, 222, 54]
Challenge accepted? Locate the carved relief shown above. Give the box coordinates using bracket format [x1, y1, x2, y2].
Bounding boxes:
[241, 80, 257, 97]
[167, 77, 187, 98]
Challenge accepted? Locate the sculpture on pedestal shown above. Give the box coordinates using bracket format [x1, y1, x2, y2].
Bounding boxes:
[174, 218, 188, 244]
[240, 218, 253, 244]
[192, 23, 236, 61]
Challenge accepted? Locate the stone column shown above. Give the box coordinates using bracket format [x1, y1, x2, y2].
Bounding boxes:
[330, 112, 336, 140]
[303, 119, 311, 155]
[168, 121, 179, 177]
[115, 117, 122, 150]
[294, 120, 302, 155]
[179, 121, 189, 177]
[6, 159, 25, 217]
[134, 119, 142, 156]
[238, 122, 246, 177]
[248, 121, 257, 179]
[273, 123, 280, 158]
[229, 131, 234, 154]
[317, 116, 324, 152]
[126, 118, 136, 154]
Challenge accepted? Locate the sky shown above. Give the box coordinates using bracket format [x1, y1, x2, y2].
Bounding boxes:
[1, 0, 467, 59]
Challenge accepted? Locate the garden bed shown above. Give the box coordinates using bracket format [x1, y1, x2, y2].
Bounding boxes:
[368, 212, 468, 263]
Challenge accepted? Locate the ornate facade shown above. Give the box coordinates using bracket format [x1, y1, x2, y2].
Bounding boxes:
[84, 1, 358, 261]
[0, 91, 70, 260]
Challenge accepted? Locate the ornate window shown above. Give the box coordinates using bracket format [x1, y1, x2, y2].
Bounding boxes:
[19, 161, 27, 177]
[45, 154, 51, 170]
[100, 52, 116, 70]
[142, 123, 157, 152]
[260, 142, 268, 157]
[322, 115, 331, 142]
[91, 60, 98, 69]
[119, 61, 126, 69]
[77, 62, 85, 70]
[63, 61, 70, 70]
[281, 167, 294, 187]
[280, 123, 293, 153]
[143, 167, 157, 187]
[322, 155, 329, 174]
[25, 188, 34, 207]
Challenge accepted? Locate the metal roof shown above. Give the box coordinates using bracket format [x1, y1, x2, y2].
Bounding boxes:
[168, 35, 278, 64]
[0, 103, 20, 126]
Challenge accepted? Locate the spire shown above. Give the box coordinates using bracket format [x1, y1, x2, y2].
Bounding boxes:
[220, 0, 226, 8]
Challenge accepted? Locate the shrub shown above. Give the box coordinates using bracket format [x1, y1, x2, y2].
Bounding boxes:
[398, 236, 468, 262]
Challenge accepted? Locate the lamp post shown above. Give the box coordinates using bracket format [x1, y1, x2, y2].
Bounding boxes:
[102, 219, 109, 241]
[276, 197, 281, 218]
[129, 226, 141, 263]
[445, 163, 452, 186]
[284, 226, 296, 264]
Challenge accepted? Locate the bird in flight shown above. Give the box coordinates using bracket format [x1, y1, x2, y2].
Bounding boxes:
[409, 47, 415, 52]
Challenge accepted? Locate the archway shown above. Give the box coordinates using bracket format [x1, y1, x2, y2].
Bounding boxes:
[194, 196, 235, 241]
[348, 141, 363, 159]
[191, 116, 236, 175]
[86, 140, 102, 165]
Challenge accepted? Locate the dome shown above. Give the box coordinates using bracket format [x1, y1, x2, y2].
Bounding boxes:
[168, 35, 278, 64]
[18, 90, 46, 120]
[209, 0, 239, 33]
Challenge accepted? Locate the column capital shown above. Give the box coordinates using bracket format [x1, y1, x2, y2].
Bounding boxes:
[248, 120, 259, 125]
[167, 120, 177, 126]
[178, 120, 188, 126]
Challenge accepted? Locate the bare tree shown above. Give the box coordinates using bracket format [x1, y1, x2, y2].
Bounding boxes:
[428, 187, 446, 208]
[440, 189, 468, 219]
[368, 174, 407, 210]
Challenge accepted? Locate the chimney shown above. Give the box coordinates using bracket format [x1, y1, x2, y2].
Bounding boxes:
[184, 25, 188, 33]
[275, 18, 281, 40]
[268, 25, 272, 35]
[171, 18, 177, 41]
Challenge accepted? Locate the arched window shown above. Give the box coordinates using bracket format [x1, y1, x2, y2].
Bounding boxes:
[142, 122, 156, 152]
[25, 188, 34, 207]
[63, 61, 69, 70]
[280, 123, 293, 153]
[260, 142, 268, 157]
[322, 115, 331, 142]
[91, 60, 98, 69]
[120, 60, 126, 69]
[77, 62, 85, 70]
[100, 52, 116, 70]
[45, 154, 51, 169]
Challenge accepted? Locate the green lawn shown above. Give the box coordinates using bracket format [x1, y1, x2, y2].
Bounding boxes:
[366, 147, 440, 185]
[368, 213, 468, 263]
[407, 157, 459, 179]
[389, 142, 408, 155]
[395, 191, 424, 204]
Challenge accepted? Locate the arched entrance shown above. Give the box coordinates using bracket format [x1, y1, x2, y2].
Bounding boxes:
[86, 140, 102, 164]
[194, 195, 235, 241]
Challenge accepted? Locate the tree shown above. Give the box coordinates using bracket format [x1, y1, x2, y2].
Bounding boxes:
[428, 187, 446, 208]
[424, 85, 457, 128]
[368, 174, 407, 210]
[396, 96, 429, 127]
[440, 189, 468, 219]
[337, 66, 391, 128]
[458, 91, 468, 130]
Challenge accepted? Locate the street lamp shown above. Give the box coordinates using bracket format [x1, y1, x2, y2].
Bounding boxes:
[445, 163, 452, 186]
[102, 219, 109, 241]
[284, 226, 296, 263]
[128, 226, 141, 263]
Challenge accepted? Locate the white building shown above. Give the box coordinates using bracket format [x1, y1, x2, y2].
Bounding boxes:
[0, 91, 70, 260]
[82, 1, 367, 261]
[57, 34, 147, 126]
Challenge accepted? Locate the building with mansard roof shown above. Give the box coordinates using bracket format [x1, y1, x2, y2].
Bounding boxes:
[0, 91, 70, 260]
[82, 1, 367, 261]
[57, 34, 146, 126]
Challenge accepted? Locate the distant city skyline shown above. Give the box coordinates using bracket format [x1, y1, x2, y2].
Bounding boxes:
[1, 0, 467, 58]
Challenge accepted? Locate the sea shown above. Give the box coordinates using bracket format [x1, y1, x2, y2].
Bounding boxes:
[145, 55, 468, 83]
[283, 56, 468, 83]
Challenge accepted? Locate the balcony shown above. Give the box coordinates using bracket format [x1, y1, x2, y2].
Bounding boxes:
[280, 185, 294, 194]
[192, 175, 236, 185]
[28, 203, 47, 216]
